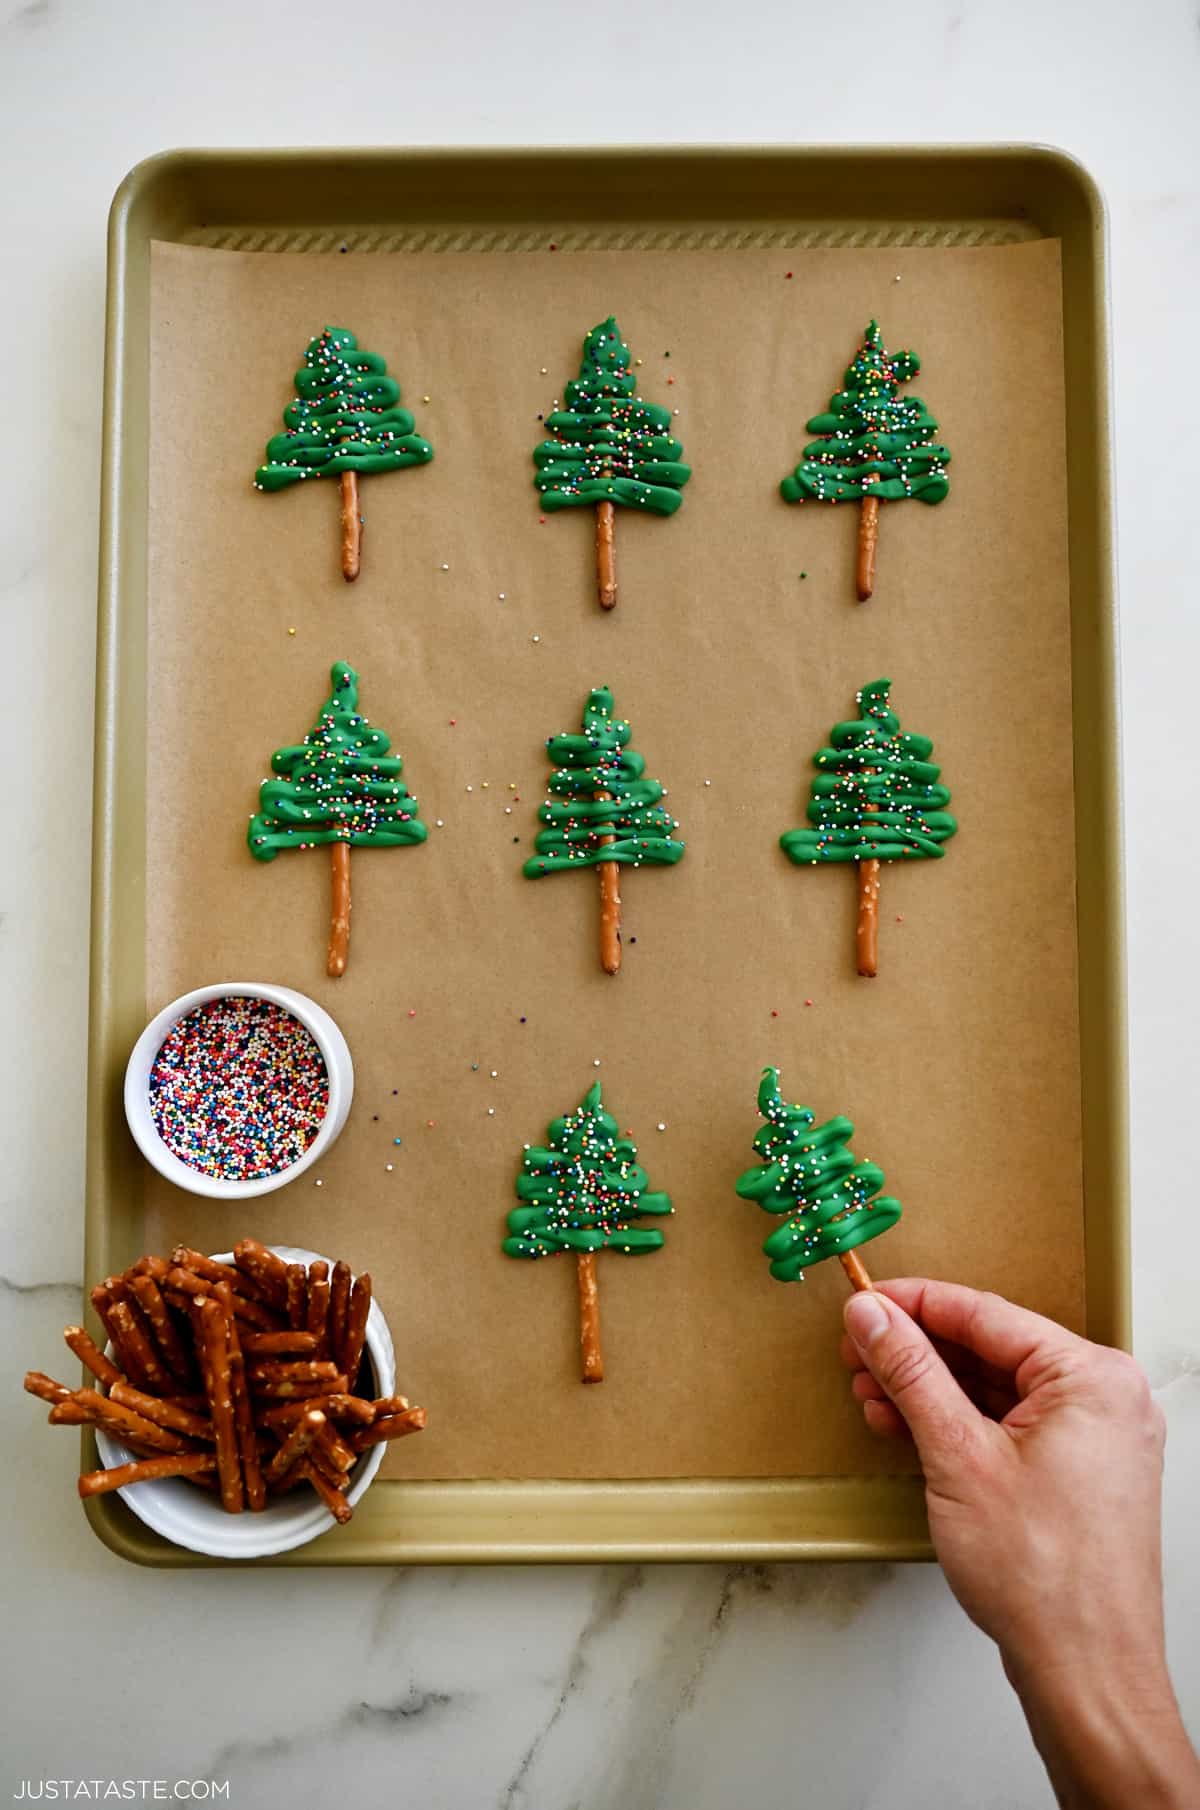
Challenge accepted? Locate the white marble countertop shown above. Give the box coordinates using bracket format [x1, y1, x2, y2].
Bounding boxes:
[2, 1, 1197, 1803]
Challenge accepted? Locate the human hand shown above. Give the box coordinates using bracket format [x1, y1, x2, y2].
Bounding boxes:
[841, 1281, 1197, 1810]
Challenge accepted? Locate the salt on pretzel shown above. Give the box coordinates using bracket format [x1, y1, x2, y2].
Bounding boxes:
[214, 1279, 266, 1512]
[239, 1330, 321, 1357]
[109, 1381, 213, 1441]
[24, 1370, 71, 1406]
[305, 1260, 330, 1355]
[328, 1261, 351, 1369]
[285, 1263, 308, 1330]
[232, 1239, 291, 1309]
[77, 1452, 216, 1498]
[49, 1389, 192, 1454]
[340, 1273, 372, 1390]
[171, 1247, 275, 1306]
[165, 1266, 278, 1331]
[125, 1273, 192, 1383]
[198, 1299, 244, 1513]
[265, 1408, 326, 1483]
[347, 1407, 427, 1454]
[258, 1392, 375, 1432]
[63, 1324, 123, 1389]
[299, 1457, 354, 1524]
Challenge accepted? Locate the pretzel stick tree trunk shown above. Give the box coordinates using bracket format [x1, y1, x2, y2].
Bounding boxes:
[328, 839, 351, 978]
[856, 773, 879, 979]
[856, 481, 880, 602]
[595, 500, 616, 609]
[340, 472, 361, 583]
[839, 1250, 874, 1293]
[594, 787, 621, 976]
[576, 1252, 604, 1384]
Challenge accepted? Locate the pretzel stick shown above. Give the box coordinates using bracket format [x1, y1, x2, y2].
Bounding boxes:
[305, 1262, 330, 1355]
[577, 1252, 603, 1384]
[595, 498, 616, 609]
[63, 1326, 123, 1389]
[285, 1264, 308, 1330]
[856, 479, 880, 602]
[232, 1239, 291, 1307]
[856, 770, 880, 980]
[328, 1261, 351, 1366]
[593, 788, 622, 977]
[341, 1275, 371, 1391]
[248, 1369, 348, 1402]
[170, 1248, 275, 1306]
[369, 1395, 410, 1418]
[215, 1281, 266, 1512]
[163, 1393, 209, 1413]
[240, 1330, 321, 1357]
[109, 1382, 213, 1441]
[247, 1359, 343, 1387]
[165, 1267, 279, 1330]
[126, 1273, 192, 1382]
[258, 1392, 376, 1432]
[78, 1452, 216, 1498]
[340, 471, 361, 583]
[314, 1420, 356, 1474]
[198, 1300, 244, 1513]
[107, 1298, 172, 1393]
[306, 1441, 350, 1490]
[265, 1409, 326, 1483]
[347, 1407, 427, 1453]
[89, 1284, 138, 1379]
[299, 1457, 354, 1523]
[49, 1390, 191, 1454]
[839, 1250, 875, 1293]
[328, 840, 351, 979]
[24, 1370, 71, 1405]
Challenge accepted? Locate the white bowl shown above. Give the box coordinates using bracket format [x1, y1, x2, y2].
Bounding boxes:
[124, 982, 353, 1200]
[94, 1246, 395, 1559]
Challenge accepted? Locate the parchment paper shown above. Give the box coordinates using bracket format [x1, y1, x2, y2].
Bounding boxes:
[144, 237, 1081, 1480]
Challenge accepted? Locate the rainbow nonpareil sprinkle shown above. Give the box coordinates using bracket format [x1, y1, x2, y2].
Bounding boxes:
[148, 997, 329, 1181]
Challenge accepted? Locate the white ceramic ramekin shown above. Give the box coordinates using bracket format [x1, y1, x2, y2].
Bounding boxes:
[124, 982, 353, 1200]
[94, 1246, 395, 1559]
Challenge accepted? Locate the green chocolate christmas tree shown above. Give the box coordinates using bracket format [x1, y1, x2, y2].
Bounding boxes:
[780, 320, 950, 601]
[248, 661, 427, 976]
[735, 1068, 902, 1292]
[533, 316, 690, 610]
[780, 678, 955, 979]
[254, 326, 433, 582]
[524, 685, 685, 976]
[504, 1081, 672, 1382]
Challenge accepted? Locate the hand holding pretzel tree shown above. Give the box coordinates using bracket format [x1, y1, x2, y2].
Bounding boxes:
[735, 1068, 903, 1295]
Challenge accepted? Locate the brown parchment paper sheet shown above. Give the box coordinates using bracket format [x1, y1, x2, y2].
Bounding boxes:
[143, 237, 1081, 1481]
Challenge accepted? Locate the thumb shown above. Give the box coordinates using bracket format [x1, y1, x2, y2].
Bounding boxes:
[844, 1289, 985, 1480]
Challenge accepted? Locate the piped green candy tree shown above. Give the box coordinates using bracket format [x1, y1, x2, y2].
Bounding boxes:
[524, 685, 685, 975]
[503, 1082, 672, 1382]
[781, 320, 950, 601]
[255, 326, 433, 582]
[735, 1068, 902, 1293]
[534, 316, 690, 610]
[780, 678, 955, 979]
[248, 661, 427, 977]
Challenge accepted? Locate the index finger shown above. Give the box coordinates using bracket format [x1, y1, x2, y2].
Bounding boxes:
[869, 1278, 1090, 1392]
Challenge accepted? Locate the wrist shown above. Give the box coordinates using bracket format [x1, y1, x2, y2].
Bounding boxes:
[1007, 1650, 1200, 1810]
